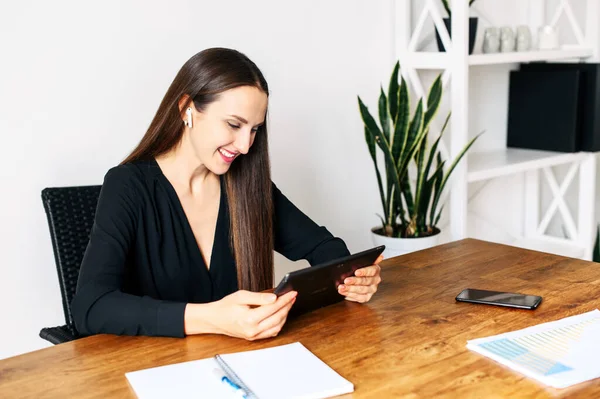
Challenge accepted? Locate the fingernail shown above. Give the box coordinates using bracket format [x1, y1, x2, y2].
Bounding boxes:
[267, 294, 277, 302]
[355, 270, 362, 276]
[338, 285, 346, 291]
[344, 278, 352, 284]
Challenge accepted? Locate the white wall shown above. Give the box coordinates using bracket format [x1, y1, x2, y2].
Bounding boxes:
[0, 0, 394, 359]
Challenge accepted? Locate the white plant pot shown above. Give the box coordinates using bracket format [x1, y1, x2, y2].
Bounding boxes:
[371, 227, 441, 259]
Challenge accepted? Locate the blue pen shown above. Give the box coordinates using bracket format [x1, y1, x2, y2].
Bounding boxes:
[213, 368, 248, 398]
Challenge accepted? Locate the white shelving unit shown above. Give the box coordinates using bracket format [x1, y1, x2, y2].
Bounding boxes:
[467, 149, 589, 183]
[396, 0, 599, 260]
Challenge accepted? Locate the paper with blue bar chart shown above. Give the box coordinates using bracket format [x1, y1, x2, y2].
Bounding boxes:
[467, 310, 600, 388]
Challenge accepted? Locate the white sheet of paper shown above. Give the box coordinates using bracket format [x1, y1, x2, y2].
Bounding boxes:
[467, 309, 600, 388]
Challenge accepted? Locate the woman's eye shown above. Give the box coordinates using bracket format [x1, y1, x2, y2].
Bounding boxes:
[227, 122, 240, 129]
[251, 128, 259, 133]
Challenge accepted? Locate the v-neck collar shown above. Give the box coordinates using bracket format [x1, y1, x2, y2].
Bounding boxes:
[151, 158, 223, 274]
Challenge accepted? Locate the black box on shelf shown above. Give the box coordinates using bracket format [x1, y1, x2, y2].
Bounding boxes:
[507, 69, 581, 152]
[520, 62, 600, 152]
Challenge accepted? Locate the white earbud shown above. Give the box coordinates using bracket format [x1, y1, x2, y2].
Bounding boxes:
[185, 107, 193, 128]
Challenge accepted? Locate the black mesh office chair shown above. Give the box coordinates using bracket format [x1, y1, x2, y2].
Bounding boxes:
[39, 185, 102, 344]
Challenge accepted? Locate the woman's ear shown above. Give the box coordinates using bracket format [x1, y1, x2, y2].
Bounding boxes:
[177, 94, 191, 113]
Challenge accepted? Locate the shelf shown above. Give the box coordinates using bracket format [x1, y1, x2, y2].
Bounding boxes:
[467, 148, 588, 183]
[469, 48, 593, 66]
[502, 236, 585, 259]
[404, 48, 593, 69]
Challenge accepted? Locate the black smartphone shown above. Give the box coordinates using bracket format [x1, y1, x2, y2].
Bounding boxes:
[274, 245, 385, 317]
[455, 288, 542, 310]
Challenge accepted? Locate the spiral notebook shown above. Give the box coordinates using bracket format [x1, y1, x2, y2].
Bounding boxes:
[125, 342, 353, 399]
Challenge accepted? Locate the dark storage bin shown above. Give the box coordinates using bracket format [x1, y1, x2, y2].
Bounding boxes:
[520, 62, 600, 152]
[507, 69, 581, 152]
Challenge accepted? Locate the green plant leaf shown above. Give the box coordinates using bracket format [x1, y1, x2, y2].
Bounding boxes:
[358, 96, 383, 141]
[359, 96, 388, 221]
[361, 102, 377, 161]
[386, 168, 398, 226]
[389, 68, 409, 233]
[428, 158, 446, 227]
[423, 75, 443, 134]
[378, 87, 391, 142]
[392, 77, 410, 164]
[378, 87, 400, 225]
[429, 158, 446, 184]
[430, 132, 483, 226]
[397, 100, 425, 182]
[376, 214, 387, 231]
[417, 158, 445, 232]
[397, 130, 427, 193]
[363, 124, 387, 222]
[434, 204, 444, 227]
[378, 87, 397, 221]
[359, 96, 403, 229]
[407, 58, 443, 232]
[396, 124, 428, 234]
[375, 134, 403, 228]
[423, 112, 451, 182]
[388, 61, 400, 125]
[412, 128, 429, 231]
[439, 132, 483, 193]
[401, 175, 414, 218]
[400, 99, 424, 168]
[416, 179, 431, 234]
[430, 153, 444, 226]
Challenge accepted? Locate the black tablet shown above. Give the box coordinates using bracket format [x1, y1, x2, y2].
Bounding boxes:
[274, 245, 385, 317]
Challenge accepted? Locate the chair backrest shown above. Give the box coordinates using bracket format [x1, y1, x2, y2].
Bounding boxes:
[42, 185, 102, 335]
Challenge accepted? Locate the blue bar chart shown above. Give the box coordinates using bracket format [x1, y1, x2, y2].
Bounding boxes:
[467, 310, 600, 388]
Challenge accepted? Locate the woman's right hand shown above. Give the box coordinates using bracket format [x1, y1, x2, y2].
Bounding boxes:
[184, 290, 297, 340]
[213, 290, 297, 340]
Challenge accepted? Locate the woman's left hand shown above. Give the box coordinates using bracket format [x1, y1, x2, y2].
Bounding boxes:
[337, 255, 383, 303]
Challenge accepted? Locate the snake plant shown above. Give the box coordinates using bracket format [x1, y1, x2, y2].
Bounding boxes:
[358, 61, 480, 238]
[441, 0, 478, 18]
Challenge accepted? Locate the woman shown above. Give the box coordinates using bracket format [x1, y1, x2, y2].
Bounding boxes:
[72, 48, 382, 341]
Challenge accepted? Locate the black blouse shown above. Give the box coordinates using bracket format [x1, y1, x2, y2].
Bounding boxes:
[71, 159, 350, 338]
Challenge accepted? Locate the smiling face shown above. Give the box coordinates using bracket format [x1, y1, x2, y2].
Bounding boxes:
[185, 85, 268, 175]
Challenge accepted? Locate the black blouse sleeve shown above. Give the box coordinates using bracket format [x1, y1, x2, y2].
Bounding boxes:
[71, 167, 187, 338]
[273, 183, 350, 265]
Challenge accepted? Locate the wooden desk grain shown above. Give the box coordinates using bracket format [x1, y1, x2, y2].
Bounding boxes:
[2, 239, 600, 398]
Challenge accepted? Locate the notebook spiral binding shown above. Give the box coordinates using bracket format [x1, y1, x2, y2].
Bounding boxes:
[215, 354, 258, 399]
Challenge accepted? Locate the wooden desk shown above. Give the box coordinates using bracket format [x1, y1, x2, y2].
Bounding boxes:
[2, 239, 600, 398]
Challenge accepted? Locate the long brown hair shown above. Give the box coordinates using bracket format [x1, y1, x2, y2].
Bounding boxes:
[122, 48, 274, 292]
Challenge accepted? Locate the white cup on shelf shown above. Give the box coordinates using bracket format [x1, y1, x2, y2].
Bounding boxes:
[516, 26, 532, 52]
[483, 27, 500, 53]
[500, 26, 516, 53]
[538, 25, 559, 50]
